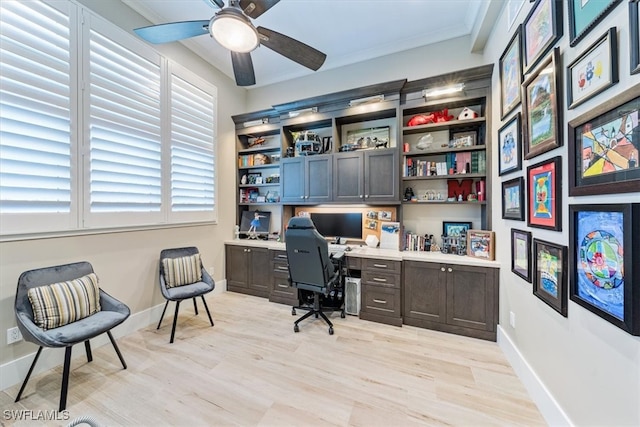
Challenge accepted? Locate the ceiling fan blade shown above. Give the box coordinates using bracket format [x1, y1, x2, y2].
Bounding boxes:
[239, 0, 280, 19]
[134, 21, 210, 44]
[257, 27, 326, 71]
[231, 51, 256, 86]
[203, 0, 225, 8]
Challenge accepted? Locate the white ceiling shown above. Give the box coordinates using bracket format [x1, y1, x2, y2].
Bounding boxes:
[123, 0, 498, 88]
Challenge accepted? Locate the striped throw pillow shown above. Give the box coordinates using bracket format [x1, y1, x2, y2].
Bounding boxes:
[28, 273, 101, 330]
[162, 254, 202, 288]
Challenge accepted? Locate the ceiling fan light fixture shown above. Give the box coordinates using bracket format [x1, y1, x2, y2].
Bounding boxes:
[209, 9, 259, 53]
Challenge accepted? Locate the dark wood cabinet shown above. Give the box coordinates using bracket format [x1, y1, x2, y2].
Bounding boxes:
[403, 260, 499, 341]
[269, 250, 298, 306]
[333, 149, 398, 203]
[225, 245, 270, 298]
[280, 155, 332, 204]
[359, 258, 402, 326]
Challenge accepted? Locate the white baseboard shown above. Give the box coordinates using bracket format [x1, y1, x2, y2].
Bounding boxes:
[0, 280, 227, 392]
[497, 326, 573, 426]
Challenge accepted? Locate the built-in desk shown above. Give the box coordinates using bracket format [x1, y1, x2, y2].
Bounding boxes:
[225, 239, 501, 340]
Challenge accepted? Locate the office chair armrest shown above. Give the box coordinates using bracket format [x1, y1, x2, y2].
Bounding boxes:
[330, 251, 345, 261]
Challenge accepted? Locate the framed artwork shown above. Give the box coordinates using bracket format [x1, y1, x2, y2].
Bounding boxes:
[246, 172, 262, 185]
[442, 221, 472, 237]
[522, 0, 563, 71]
[467, 230, 495, 260]
[631, 0, 640, 74]
[511, 228, 532, 282]
[507, 0, 526, 30]
[527, 156, 562, 231]
[502, 177, 525, 221]
[533, 238, 568, 317]
[568, 0, 621, 47]
[568, 90, 640, 196]
[498, 113, 522, 176]
[567, 27, 619, 110]
[569, 203, 640, 335]
[500, 26, 523, 119]
[522, 48, 562, 160]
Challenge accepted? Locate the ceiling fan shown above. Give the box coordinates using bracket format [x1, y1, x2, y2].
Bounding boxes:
[133, 0, 327, 86]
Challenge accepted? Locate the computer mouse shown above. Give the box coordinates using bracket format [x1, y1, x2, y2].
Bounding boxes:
[344, 246, 352, 251]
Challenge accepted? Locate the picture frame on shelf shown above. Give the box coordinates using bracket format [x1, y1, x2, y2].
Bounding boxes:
[511, 228, 532, 282]
[630, 0, 640, 74]
[567, 27, 619, 110]
[246, 172, 262, 185]
[442, 221, 472, 237]
[568, 91, 640, 196]
[502, 177, 525, 221]
[527, 156, 562, 231]
[467, 230, 495, 260]
[255, 176, 263, 185]
[568, 0, 621, 47]
[533, 238, 568, 317]
[499, 25, 523, 119]
[569, 203, 640, 336]
[498, 113, 522, 176]
[522, 48, 562, 160]
[522, 0, 563, 71]
[451, 131, 477, 148]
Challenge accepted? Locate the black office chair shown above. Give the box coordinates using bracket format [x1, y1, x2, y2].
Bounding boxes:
[285, 217, 345, 335]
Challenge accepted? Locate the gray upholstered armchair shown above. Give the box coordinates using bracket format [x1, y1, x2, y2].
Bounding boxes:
[14, 261, 130, 411]
[158, 247, 215, 343]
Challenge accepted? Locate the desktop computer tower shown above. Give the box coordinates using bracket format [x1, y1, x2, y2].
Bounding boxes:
[344, 278, 361, 315]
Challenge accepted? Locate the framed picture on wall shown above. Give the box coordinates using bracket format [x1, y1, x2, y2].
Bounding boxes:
[527, 156, 562, 231]
[502, 177, 525, 221]
[522, 0, 563, 71]
[631, 0, 640, 74]
[568, 91, 640, 196]
[511, 228, 532, 282]
[522, 48, 562, 160]
[498, 113, 522, 176]
[533, 238, 568, 317]
[567, 27, 619, 110]
[569, 203, 640, 335]
[568, 0, 621, 47]
[500, 26, 523, 119]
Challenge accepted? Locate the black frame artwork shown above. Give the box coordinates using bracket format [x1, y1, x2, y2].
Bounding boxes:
[522, 0, 563, 71]
[631, 0, 640, 74]
[511, 228, 532, 282]
[500, 26, 523, 119]
[498, 113, 523, 176]
[568, 0, 621, 47]
[502, 177, 525, 221]
[533, 238, 568, 317]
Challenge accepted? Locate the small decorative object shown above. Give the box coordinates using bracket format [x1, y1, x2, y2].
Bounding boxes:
[500, 25, 523, 119]
[450, 131, 476, 148]
[568, 91, 639, 196]
[255, 176, 263, 184]
[567, 27, 619, 110]
[447, 179, 473, 200]
[403, 187, 415, 202]
[568, 0, 621, 47]
[295, 131, 322, 156]
[522, 0, 563, 71]
[265, 190, 279, 203]
[533, 238, 568, 317]
[253, 153, 270, 165]
[346, 126, 390, 151]
[406, 109, 453, 126]
[256, 195, 266, 203]
[569, 203, 640, 335]
[285, 147, 295, 157]
[527, 156, 562, 231]
[522, 47, 562, 160]
[442, 221, 472, 237]
[416, 133, 433, 150]
[498, 113, 522, 176]
[631, 0, 640, 74]
[511, 228, 532, 282]
[467, 230, 496, 260]
[247, 172, 262, 185]
[365, 235, 379, 248]
[502, 177, 525, 221]
[457, 107, 478, 120]
[240, 174, 247, 185]
[234, 225, 240, 240]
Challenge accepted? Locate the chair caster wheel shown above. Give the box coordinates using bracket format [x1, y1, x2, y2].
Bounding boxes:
[328, 327, 334, 335]
[292, 308, 296, 316]
[340, 311, 345, 318]
[294, 325, 299, 333]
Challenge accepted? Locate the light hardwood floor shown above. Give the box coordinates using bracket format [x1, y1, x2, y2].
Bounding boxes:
[1, 292, 546, 426]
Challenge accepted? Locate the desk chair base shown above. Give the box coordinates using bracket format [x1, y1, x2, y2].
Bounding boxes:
[292, 292, 345, 335]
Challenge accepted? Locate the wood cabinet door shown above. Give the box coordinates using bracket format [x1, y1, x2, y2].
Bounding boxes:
[364, 149, 398, 202]
[403, 261, 447, 323]
[445, 264, 497, 332]
[305, 155, 332, 203]
[280, 157, 304, 203]
[226, 245, 249, 290]
[332, 151, 364, 203]
[248, 247, 271, 296]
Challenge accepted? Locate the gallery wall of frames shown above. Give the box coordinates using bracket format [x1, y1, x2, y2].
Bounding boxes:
[499, 0, 639, 335]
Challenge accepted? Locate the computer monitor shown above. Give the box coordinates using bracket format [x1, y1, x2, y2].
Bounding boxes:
[239, 211, 271, 237]
[309, 212, 362, 241]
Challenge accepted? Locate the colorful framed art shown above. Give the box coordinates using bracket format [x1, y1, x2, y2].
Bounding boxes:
[568, 89, 640, 196]
[631, 0, 640, 74]
[533, 238, 568, 317]
[567, 27, 619, 110]
[502, 177, 525, 221]
[498, 113, 522, 176]
[522, 48, 562, 160]
[522, 0, 563, 71]
[467, 230, 495, 260]
[500, 26, 523, 119]
[569, 203, 640, 335]
[511, 228, 532, 282]
[442, 221, 472, 237]
[527, 156, 562, 231]
[568, 0, 621, 47]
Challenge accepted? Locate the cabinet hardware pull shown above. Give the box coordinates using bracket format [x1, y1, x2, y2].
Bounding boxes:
[277, 284, 288, 288]
[247, 249, 251, 252]
[365, 194, 369, 198]
[373, 299, 387, 304]
[277, 266, 288, 270]
[440, 267, 445, 272]
[448, 267, 453, 273]
[277, 255, 287, 259]
[373, 264, 387, 268]
[372, 277, 387, 282]
[359, 194, 363, 198]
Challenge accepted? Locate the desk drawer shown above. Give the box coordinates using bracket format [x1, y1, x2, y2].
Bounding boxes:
[345, 256, 361, 271]
[362, 270, 400, 289]
[361, 285, 401, 317]
[272, 263, 290, 274]
[271, 250, 288, 263]
[362, 258, 401, 274]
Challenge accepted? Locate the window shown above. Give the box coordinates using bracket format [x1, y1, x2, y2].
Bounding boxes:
[0, 0, 217, 237]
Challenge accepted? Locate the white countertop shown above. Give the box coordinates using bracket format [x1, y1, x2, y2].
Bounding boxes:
[225, 239, 500, 268]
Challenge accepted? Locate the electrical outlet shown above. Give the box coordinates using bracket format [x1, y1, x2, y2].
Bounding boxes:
[509, 311, 516, 329]
[209, 266, 215, 276]
[7, 327, 23, 344]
